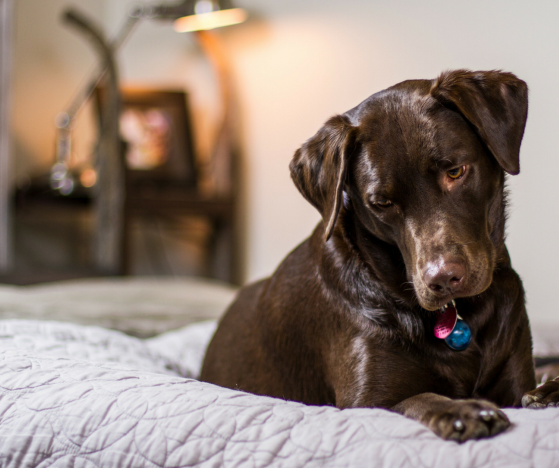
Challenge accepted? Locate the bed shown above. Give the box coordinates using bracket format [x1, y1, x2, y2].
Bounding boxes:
[0, 277, 558, 467]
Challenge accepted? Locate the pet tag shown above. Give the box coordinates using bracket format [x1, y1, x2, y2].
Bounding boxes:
[434, 305, 457, 339]
[445, 318, 472, 351]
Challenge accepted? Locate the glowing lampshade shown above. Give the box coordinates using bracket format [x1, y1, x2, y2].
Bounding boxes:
[174, 7, 247, 32]
[151, 0, 247, 32]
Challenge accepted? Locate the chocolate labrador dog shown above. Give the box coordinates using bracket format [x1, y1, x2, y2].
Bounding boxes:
[201, 69, 559, 442]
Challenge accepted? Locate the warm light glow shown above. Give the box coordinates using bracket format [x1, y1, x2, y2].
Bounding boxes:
[80, 168, 97, 188]
[173, 8, 247, 32]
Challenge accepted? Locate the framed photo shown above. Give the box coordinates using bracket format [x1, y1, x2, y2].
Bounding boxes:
[117, 88, 197, 189]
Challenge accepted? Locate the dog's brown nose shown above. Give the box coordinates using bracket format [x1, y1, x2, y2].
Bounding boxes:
[424, 260, 465, 296]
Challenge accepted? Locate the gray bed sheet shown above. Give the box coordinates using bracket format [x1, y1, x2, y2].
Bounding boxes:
[0, 278, 558, 467]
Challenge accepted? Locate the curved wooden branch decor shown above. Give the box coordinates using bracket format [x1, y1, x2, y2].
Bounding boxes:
[194, 29, 236, 197]
[63, 9, 124, 274]
[193, 29, 241, 283]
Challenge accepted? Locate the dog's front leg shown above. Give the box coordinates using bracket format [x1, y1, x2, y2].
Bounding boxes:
[392, 393, 510, 442]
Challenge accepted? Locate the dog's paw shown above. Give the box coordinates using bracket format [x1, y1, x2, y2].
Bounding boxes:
[428, 400, 510, 442]
[522, 378, 559, 409]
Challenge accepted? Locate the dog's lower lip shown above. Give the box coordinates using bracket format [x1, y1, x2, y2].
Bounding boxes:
[422, 296, 454, 311]
[420, 284, 479, 310]
[423, 304, 448, 312]
[424, 289, 477, 310]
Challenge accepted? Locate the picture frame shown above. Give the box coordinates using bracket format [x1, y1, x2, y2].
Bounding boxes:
[116, 88, 198, 189]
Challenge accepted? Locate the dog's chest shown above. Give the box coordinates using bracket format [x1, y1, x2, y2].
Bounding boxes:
[344, 333, 483, 407]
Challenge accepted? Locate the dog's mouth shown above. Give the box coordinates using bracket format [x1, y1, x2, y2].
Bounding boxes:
[418, 293, 457, 312]
[414, 271, 492, 311]
[406, 239, 496, 311]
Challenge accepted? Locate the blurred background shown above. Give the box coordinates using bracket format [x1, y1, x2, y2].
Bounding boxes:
[0, 0, 558, 326]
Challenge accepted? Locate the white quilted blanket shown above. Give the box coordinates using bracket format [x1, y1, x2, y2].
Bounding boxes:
[0, 319, 558, 468]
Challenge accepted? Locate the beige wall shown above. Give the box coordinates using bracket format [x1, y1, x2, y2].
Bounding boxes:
[12, 0, 104, 181]
[228, 0, 559, 329]
[11, 0, 559, 325]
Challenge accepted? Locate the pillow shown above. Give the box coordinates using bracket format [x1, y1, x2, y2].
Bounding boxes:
[0, 276, 237, 338]
[146, 320, 217, 378]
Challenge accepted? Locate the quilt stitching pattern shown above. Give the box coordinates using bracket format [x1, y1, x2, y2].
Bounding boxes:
[0, 320, 558, 467]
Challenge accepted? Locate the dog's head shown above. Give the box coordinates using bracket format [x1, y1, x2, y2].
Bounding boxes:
[290, 70, 528, 311]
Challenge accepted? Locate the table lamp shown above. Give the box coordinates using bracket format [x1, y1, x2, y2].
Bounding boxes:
[52, 0, 247, 195]
[52, 0, 246, 273]
[151, 0, 247, 32]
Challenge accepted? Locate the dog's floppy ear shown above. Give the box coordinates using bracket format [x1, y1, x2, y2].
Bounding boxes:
[430, 69, 528, 175]
[290, 115, 356, 242]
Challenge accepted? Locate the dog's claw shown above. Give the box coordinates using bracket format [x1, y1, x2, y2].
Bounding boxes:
[453, 419, 464, 432]
[432, 400, 509, 442]
[522, 394, 537, 408]
[529, 402, 545, 409]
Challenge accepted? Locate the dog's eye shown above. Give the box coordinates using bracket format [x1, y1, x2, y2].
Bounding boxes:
[447, 166, 466, 180]
[374, 199, 393, 208]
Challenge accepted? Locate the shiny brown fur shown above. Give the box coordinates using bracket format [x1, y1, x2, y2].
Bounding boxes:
[201, 70, 549, 442]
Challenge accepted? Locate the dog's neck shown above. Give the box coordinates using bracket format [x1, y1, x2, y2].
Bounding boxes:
[344, 207, 417, 305]
[314, 210, 429, 345]
[317, 207, 416, 310]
